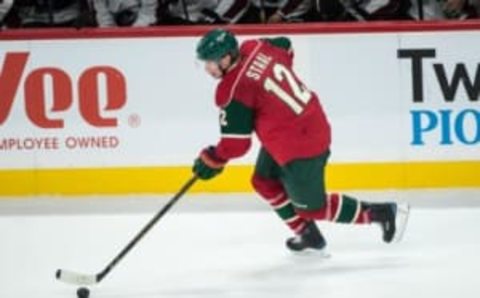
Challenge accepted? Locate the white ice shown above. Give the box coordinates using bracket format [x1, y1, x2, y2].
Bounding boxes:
[1, 189, 480, 298]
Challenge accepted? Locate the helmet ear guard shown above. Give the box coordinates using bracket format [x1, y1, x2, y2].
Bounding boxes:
[228, 49, 240, 64]
[217, 53, 238, 77]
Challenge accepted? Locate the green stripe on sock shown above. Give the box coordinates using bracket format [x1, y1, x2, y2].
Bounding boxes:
[276, 203, 297, 221]
[337, 195, 359, 223]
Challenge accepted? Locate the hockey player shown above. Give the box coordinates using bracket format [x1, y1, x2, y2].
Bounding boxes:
[193, 29, 410, 253]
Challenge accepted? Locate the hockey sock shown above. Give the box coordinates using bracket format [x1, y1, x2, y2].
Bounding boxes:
[296, 193, 372, 224]
[252, 176, 308, 234]
[265, 191, 308, 234]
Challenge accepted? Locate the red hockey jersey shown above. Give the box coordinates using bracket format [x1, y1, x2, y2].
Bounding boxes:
[213, 37, 331, 166]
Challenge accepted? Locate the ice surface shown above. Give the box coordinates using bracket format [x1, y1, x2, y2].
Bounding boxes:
[1, 190, 479, 298]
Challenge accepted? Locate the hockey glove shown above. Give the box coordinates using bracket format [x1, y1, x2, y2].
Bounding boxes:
[193, 146, 226, 180]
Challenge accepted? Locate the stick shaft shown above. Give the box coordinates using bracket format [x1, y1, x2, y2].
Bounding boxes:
[97, 176, 198, 282]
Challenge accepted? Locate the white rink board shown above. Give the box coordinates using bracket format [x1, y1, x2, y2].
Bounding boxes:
[0, 30, 479, 169]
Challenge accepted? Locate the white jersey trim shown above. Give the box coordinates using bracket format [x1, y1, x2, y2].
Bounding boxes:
[221, 133, 252, 139]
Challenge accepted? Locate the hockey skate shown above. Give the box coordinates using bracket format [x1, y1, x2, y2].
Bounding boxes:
[286, 221, 328, 255]
[368, 202, 410, 243]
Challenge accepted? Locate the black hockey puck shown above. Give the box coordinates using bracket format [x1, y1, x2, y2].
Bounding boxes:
[77, 287, 90, 298]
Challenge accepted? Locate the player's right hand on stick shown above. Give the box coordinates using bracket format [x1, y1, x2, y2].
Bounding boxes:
[193, 146, 226, 180]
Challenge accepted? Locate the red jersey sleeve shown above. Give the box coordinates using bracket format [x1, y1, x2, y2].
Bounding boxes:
[212, 42, 260, 161]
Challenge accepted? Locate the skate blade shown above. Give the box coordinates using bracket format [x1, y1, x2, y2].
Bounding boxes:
[392, 203, 410, 243]
[291, 248, 331, 258]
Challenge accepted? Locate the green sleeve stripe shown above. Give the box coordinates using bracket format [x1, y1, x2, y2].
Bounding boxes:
[220, 99, 254, 135]
[264, 37, 291, 51]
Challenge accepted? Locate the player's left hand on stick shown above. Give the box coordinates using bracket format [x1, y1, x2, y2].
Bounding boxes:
[193, 146, 226, 180]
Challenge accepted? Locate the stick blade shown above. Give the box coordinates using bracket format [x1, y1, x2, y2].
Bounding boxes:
[56, 269, 98, 286]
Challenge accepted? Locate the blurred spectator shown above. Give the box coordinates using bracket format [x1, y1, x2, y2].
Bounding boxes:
[311, 0, 349, 21]
[93, 0, 157, 27]
[474, 0, 480, 14]
[0, 0, 14, 27]
[159, 0, 248, 24]
[336, 0, 410, 21]
[0, 0, 477, 30]
[8, 0, 87, 28]
[206, 0, 249, 23]
[241, 0, 314, 23]
[409, 0, 478, 19]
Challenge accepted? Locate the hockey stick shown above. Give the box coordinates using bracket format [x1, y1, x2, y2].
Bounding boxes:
[55, 175, 198, 286]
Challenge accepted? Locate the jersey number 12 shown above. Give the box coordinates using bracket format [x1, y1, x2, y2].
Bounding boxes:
[263, 63, 312, 115]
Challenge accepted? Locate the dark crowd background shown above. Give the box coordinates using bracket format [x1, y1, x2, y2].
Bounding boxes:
[0, 0, 478, 29]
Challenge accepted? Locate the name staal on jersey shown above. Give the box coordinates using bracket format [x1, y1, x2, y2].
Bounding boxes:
[213, 37, 331, 166]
